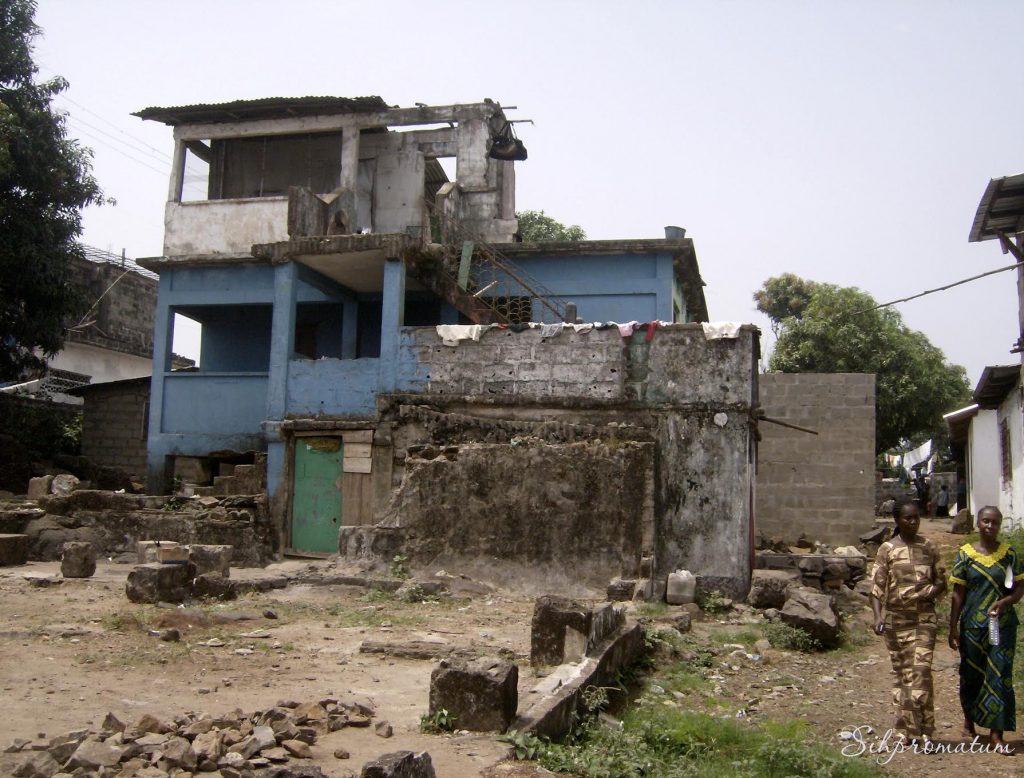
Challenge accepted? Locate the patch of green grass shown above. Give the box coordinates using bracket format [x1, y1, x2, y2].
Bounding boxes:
[636, 601, 669, 619]
[536, 706, 884, 778]
[709, 627, 760, 647]
[696, 589, 732, 614]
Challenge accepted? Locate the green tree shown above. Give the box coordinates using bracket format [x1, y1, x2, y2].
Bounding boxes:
[0, 0, 102, 380]
[753, 273, 818, 334]
[759, 277, 971, 453]
[516, 209, 586, 242]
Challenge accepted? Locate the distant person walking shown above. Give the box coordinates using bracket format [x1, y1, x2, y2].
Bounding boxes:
[936, 485, 950, 518]
[870, 499, 946, 744]
[948, 506, 1024, 754]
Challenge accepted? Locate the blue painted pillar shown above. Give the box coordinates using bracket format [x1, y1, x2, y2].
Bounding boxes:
[267, 262, 298, 420]
[146, 273, 175, 493]
[379, 257, 406, 391]
[655, 253, 675, 321]
[342, 299, 358, 359]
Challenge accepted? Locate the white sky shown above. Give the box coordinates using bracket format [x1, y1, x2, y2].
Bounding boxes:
[33, 0, 1024, 383]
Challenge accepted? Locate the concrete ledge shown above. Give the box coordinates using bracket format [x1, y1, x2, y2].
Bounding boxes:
[513, 622, 644, 741]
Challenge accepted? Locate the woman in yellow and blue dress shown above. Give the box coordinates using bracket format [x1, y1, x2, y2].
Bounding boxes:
[948, 506, 1024, 753]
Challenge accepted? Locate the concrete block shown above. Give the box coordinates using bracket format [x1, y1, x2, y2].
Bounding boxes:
[530, 596, 624, 665]
[137, 540, 180, 564]
[157, 545, 190, 564]
[189, 544, 232, 578]
[125, 562, 196, 603]
[27, 476, 53, 500]
[61, 541, 96, 578]
[360, 750, 436, 778]
[0, 534, 28, 566]
[174, 456, 213, 485]
[428, 657, 518, 732]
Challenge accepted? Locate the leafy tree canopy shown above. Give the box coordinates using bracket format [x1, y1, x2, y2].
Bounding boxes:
[753, 272, 818, 334]
[516, 209, 586, 242]
[0, 0, 102, 380]
[758, 276, 971, 453]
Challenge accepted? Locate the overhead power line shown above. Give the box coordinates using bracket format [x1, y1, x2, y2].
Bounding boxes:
[56, 93, 172, 161]
[845, 259, 1024, 318]
[66, 112, 173, 165]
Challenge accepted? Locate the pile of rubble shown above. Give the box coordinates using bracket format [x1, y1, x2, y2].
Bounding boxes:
[5, 699, 435, 778]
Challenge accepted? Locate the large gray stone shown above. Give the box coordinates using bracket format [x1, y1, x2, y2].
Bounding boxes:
[360, 751, 436, 778]
[12, 751, 59, 778]
[60, 541, 96, 578]
[780, 587, 841, 648]
[63, 738, 124, 770]
[125, 562, 197, 604]
[746, 569, 800, 609]
[951, 509, 973, 535]
[429, 657, 518, 732]
[50, 474, 79, 497]
[0, 534, 28, 566]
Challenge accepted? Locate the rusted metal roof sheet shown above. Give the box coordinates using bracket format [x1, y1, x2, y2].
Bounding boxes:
[133, 96, 391, 126]
[969, 173, 1024, 243]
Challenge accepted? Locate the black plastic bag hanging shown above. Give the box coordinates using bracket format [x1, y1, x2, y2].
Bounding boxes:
[488, 121, 528, 162]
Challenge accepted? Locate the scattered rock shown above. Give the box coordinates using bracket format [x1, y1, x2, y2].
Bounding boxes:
[50, 474, 80, 497]
[0, 533, 29, 566]
[780, 587, 842, 648]
[334, 747, 351, 759]
[374, 720, 394, 738]
[746, 570, 800, 609]
[672, 612, 692, 633]
[12, 750, 59, 778]
[951, 509, 974, 535]
[26, 476, 54, 501]
[360, 750, 436, 778]
[125, 562, 197, 604]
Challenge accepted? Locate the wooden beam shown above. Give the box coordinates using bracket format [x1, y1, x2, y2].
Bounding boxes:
[184, 140, 213, 164]
[998, 232, 1024, 263]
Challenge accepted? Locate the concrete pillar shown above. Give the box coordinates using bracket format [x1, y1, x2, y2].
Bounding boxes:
[146, 274, 175, 493]
[337, 128, 361, 232]
[379, 257, 406, 391]
[267, 262, 298, 420]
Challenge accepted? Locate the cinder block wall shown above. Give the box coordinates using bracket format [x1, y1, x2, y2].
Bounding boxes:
[80, 380, 150, 477]
[756, 373, 876, 546]
[68, 258, 157, 358]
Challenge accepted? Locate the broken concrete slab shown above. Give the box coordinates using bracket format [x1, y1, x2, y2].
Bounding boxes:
[429, 657, 518, 732]
[125, 562, 197, 604]
[0, 534, 28, 566]
[359, 750, 436, 778]
[530, 596, 624, 666]
[49, 474, 80, 497]
[26, 476, 53, 501]
[60, 541, 96, 578]
[189, 544, 232, 577]
[516, 621, 645, 741]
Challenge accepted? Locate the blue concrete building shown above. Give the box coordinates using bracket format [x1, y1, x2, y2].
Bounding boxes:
[136, 97, 754, 597]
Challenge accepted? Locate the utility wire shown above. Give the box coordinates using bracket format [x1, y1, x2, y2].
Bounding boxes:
[843, 260, 1024, 318]
[67, 123, 169, 177]
[56, 93, 172, 161]
[66, 112, 173, 165]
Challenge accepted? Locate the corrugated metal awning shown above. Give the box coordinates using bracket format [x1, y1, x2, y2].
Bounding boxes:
[134, 96, 391, 126]
[969, 173, 1024, 243]
[973, 364, 1021, 408]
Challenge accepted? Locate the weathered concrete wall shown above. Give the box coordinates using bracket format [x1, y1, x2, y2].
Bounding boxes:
[164, 198, 290, 257]
[68, 256, 157, 359]
[373, 324, 759, 597]
[79, 379, 150, 477]
[341, 439, 652, 592]
[756, 373, 876, 546]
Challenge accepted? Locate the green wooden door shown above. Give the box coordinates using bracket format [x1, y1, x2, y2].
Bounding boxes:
[291, 437, 343, 553]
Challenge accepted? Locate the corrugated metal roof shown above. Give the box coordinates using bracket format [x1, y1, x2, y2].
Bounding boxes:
[973, 364, 1020, 408]
[133, 96, 391, 126]
[969, 173, 1024, 243]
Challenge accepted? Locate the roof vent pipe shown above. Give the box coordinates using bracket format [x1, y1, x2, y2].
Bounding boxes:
[664, 226, 686, 239]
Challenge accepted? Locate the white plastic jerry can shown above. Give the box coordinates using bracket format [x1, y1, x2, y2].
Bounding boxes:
[666, 569, 697, 604]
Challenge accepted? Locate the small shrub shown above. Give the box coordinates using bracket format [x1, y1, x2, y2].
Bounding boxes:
[390, 554, 410, 579]
[397, 583, 428, 603]
[419, 708, 456, 733]
[696, 589, 732, 614]
[763, 621, 822, 652]
[498, 729, 547, 761]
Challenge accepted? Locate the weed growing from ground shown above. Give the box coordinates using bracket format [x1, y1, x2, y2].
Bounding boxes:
[762, 622, 822, 652]
[420, 708, 457, 733]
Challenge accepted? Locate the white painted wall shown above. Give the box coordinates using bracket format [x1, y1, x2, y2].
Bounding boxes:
[50, 343, 152, 384]
[995, 378, 1024, 530]
[164, 198, 289, 257]
[968, 408, 1001, 517]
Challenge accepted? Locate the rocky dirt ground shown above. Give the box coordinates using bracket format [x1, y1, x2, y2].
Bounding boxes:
[0, 518, 1020, 777]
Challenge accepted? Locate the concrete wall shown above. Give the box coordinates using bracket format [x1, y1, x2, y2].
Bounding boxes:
[967, 409, 1000, 516]
[68, 258, 157, 359]
[49, 343, 153, 386]
[755, 373, 876, 546]
[164, 198, 289, 257]
[79, 380, 150, 476]
[374, 323, 759, 597]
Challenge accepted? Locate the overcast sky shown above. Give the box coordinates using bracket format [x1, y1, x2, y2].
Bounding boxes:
[33, 0, 1024, 384]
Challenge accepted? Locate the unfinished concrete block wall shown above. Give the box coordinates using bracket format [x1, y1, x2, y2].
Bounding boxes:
[69, 257, 157, 358]
[756, 373, 876, 545]
[79, 380, 150, 477]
